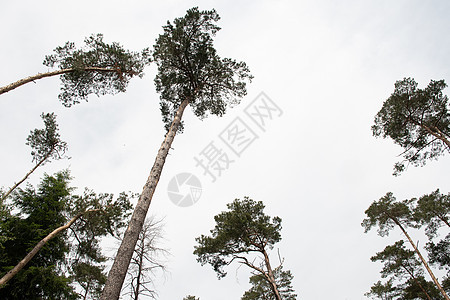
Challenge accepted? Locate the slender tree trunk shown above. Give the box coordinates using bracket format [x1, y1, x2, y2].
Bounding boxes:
[100, 98, 190, 300]
[0, 67, 120, 95]
[0, 209, 101, 287]
[1, 150, 52, 202]
[133, 236, 145, 300]
[395, 220, 450, 300]
[402, 265, 432, 300]
[262, 250, 282, 300]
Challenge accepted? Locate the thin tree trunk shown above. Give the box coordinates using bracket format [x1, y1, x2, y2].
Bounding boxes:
[395, 220, 450, 300]
[262, 250, 282, 300]
[133, 235, 145, 300]
[402, 264, 432, 300]
[100, 98, 190, 300]
[0, 209, 101, 287]
[1, 150, 52, 202]
[0, 67, 120, 95]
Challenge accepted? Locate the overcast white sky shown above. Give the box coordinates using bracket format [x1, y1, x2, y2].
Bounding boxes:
[1, 1, 450, 299]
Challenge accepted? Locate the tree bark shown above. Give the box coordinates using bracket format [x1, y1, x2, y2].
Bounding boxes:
[413, 120, 450, 151]
[100, 98, 190, 300]
[0, 67, 120, 95]
[262, 250, 282, 300]
[0, 209, 101, 288]
[395, 220, 450, 300]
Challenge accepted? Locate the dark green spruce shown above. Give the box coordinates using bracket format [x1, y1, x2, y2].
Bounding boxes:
[0, 171, 133, 299]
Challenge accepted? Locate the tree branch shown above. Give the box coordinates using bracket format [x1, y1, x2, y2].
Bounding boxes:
[0, 67, 122, 95]
[1, 149, 53, 202]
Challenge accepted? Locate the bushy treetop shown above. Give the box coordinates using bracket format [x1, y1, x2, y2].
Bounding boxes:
[152, 7, 253, 130]
[43, 34, 151, 107]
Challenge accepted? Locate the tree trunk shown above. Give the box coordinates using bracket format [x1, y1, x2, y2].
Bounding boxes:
[395, 220, 450, 300]
[0, 67, 120, 95]
[419, 123, 450, 151]
[133, 235, 145, 300]
[438, 215, 450, 228]
[0, 209, 101, 287]
[262, 250, 282, 300]
[402, 264, 432, 300]
[1, 150, 52, 202]
[100, 98, 190, 300]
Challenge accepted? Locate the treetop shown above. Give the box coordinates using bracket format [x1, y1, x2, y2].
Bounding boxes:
[152, 7, 253, 130]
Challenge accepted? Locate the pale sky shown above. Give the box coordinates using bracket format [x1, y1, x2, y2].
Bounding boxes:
[1, 1, 450, 299]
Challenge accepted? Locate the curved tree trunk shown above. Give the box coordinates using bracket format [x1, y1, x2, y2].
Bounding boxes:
[100, 98, 190, 300]
[0, 67, 119, 95]
[0, 209, 101, 287]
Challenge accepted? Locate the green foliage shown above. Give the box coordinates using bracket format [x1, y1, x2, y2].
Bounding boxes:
[242, 266, 297, 300]
[0, 171, 133, 299]
[426, 233, 450, 272]
[413, 189, 450, 238]
[401, 276, 443, 299]
[194, 197, 282, 278]
[370, 241, 423, 280]
[43, 33, 151, 107]
[5, 265, 78, 300]
[362, 192, 415, 237]
[0, 193, 8, 246]
[0, 171, 75, 299]
[366, 241, 444, 299]
[365, 279, 400, 299]
[372, 77, 450, 175]
[152, 7, 253, 131]
[70, 262, 106, 299]
[26, 112, 68, 164]
[363, 191, 450, 299]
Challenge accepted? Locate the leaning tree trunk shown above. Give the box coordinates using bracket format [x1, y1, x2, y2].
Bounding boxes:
[0, 149, 52, 202]
[0, 209, 101, 287]
[100, 98, 190, 300]
[401, 265, 432, 300]
[0, 67, 119, 95]
[395, 220, 450, 300]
